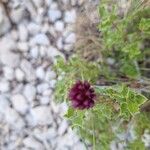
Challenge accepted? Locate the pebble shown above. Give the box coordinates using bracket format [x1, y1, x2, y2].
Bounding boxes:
[65, 33, 76, 44]
[36, 66, 45, 80]
[64, 9, 76, 23]
[45, 70, 56, 81]
[0, 95, 9, 114]
[32, 0, 43, 8]
[40, 96, 50, 105]
[15, 68, 25, 81]
[49, 79, 56, 88]
[11, 94, 28, 114]
[20, 59, 35, 81]
[23, 137, 43, 149]
[43, 89, 53, 96]
[0, 52, 20, 68]
[58, 120, 68, 135]
[0, 4, 11, 36]
[23, 84, 36, 102]
[10, 7, 25, 24]
[0, 80, 10, 92]
[0, 37, 16, 52]
[47, 46, 64, 60]
[55, 21, 64, 32]
[27, 22, 40, 35]
[17, 42, 29, 52]
[37, 83, 49, 94]
[30, 33, 50, 46]
[3, 66, 14, 81]
[18, 24, 28, 41]
[48, 9, 61, 22]
[30, 106, 52, 125]
[30, 47, 39, 58]
[39, 46, 47, 57]
[57, 37, 63, 49]
[4, 107, 25, 130]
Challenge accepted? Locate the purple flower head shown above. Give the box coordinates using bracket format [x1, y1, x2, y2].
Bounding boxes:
[69, 80, 96, 109]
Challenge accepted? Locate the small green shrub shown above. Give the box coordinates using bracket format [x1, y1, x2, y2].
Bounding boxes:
[54, 0, 150, 149]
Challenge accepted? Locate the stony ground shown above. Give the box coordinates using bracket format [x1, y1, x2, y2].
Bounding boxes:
[0, 0, 86, 149]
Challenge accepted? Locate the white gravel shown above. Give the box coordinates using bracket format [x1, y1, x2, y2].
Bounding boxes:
[0, 0, 85, 149]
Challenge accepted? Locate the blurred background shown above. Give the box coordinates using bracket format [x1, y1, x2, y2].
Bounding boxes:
[0, 0, 89, 149]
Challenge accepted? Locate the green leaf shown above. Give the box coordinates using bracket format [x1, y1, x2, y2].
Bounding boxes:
[64, 107, 74, 118]
[135, 94, 147, 106]
[127, 139, 145, 150]
[120, 103, 131, 119]
[122, 43, 141, 59]
[127, 102, 139, 114]
[139, 18, 150, 31]
[121, 61, 140, 78]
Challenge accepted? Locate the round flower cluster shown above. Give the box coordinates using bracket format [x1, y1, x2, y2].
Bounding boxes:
[69, 81, 96, 109]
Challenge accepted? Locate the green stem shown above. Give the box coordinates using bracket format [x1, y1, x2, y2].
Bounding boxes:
[92, 116, 96, 150]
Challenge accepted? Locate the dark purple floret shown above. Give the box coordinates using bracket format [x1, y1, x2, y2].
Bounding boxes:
[69, 81, 96, 109]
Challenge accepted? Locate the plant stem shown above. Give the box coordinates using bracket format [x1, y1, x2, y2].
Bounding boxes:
[92, 116, 96, 150]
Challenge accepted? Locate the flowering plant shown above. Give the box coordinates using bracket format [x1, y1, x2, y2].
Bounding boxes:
[54, 0, 150, 149]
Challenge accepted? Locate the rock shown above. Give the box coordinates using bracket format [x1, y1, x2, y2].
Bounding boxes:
[0, 95, 9, 114]
[58, 120, 68, 135]
[4, 107, 25, 130]
[36, 67, 45, 80]
[17, 42, 29, 52]
[45, 70, 56, 81]
[11, 29, 19, 41]
[48, 9, 61, 22]
[41, 22, 50, 33]
[57, 37, 63, 49]
[30, 47, 39, 58]
[23, 84, 36, 102]
[30, 106, 52, 125]
[27, 22, 40, 35]
[49, 80, 56, 88]
[70, 0, 77, 6]
[64, 43, 73, 51]
[47, 128, 57, 139]
[0, 80, 10, 92]
[45, 0, 53, 6]
[0, 4, 11, 36]
[20, 59, 35, 81]
[23, 137, 43, 149]
[10, 7, 25, 24]
[143, 131, 150, 147]
[0, 37, 16, 52]
[37, 83, 49, 94]
[18, 24, 28, 41]
[0, 37, 19, 67]
[11, 94, 28, 114]
[73, 142, 86, 150]
[12, 83, 24, 94]
[47, 46, 64, 61]
[39, 46, 47, 57]
[43, 89, 53, 96]
[32, 0, 43, 8]
[1, 52, 20, 68]
[30, 33, 50, 46]
[107, 58, 115, 65]
[40, 96, 50, 105]
[15, 68, 25, 81]
[50, 100, 60, 113]
[55, 21, 64, 32]
[64, 9, 76, 23]
[50, 2, 58, 9]
[3, 66, 14, 81]
[65, 33, 76, 44]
